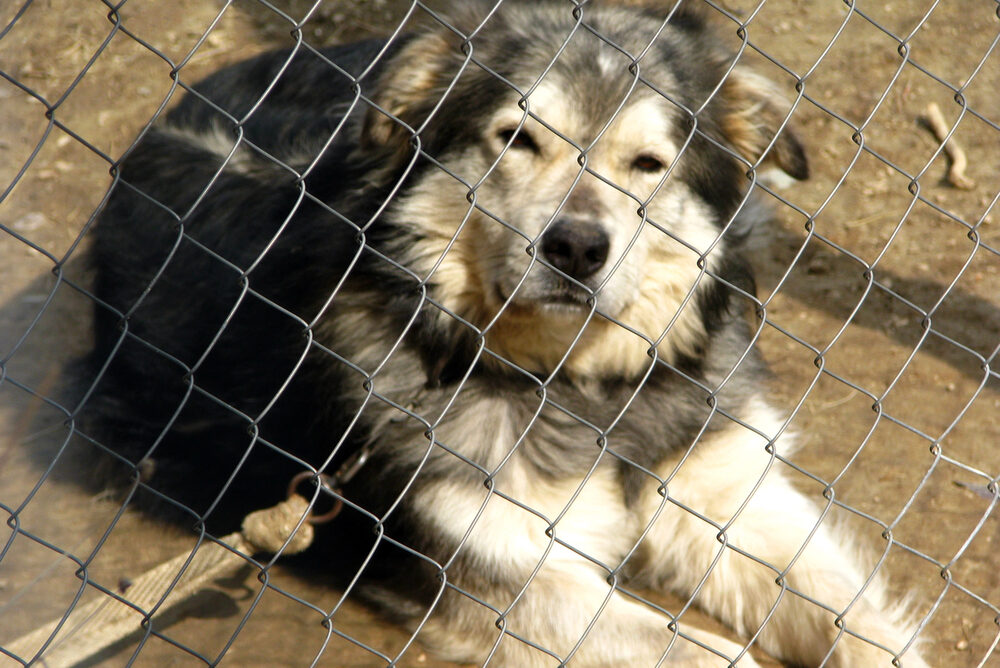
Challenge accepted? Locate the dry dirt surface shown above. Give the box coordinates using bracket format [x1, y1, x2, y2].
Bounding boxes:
[1, 1, 998, 666]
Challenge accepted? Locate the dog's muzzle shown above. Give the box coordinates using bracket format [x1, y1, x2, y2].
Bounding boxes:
[540, 219, 610, 281]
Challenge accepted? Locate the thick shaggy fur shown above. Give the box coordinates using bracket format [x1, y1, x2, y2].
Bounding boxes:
[83, 2, 926, 666]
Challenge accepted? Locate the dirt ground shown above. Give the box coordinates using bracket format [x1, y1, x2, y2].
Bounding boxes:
[1, 1, 997, 666]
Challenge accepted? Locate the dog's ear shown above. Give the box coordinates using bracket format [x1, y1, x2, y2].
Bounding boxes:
[361, 31, 458, 150]
[718, 67, 809, 180]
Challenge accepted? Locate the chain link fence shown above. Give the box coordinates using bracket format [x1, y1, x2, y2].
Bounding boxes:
[1, 0, 999, 666]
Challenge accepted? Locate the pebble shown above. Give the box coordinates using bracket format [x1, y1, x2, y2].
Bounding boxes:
[12, 212, 47, 231]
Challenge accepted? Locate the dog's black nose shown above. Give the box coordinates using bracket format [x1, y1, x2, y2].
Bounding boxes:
[540, 220, 610, 281]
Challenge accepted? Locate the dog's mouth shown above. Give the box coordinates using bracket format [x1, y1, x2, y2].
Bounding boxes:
[494, 282, 595, 314]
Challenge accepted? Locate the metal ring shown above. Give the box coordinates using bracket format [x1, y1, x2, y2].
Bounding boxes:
[287, 471, 344, 524]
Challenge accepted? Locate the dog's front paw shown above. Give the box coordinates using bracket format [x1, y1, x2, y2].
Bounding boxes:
[824, 636, 929, 668]
[666, 628, 761, 667]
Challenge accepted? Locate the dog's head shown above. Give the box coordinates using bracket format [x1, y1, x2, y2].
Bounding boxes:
[362, 1, 807, 379]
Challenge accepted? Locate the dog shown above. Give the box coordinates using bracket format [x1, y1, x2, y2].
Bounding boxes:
[82, 1, 928, 665]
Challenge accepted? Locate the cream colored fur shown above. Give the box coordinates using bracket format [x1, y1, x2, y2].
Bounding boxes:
[406, 401, 928, 666]
[391, 85, 717, 379]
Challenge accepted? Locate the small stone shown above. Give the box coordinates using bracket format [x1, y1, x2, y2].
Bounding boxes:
[806, 257, 830, 274]
[12, 212, 46, 231]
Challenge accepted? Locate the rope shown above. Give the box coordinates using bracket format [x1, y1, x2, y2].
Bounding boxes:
[5, 494, 316, 667]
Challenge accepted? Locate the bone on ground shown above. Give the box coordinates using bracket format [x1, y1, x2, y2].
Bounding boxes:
[924, 102, 974, 190]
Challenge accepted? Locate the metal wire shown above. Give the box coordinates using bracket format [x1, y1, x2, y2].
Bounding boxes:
[1, 0, 998, 666]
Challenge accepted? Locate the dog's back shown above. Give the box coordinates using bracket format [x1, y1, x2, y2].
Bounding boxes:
[84, 41, 399, 523]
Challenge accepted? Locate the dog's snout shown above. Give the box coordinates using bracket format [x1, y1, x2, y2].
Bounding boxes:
[540, 220, 610, 281]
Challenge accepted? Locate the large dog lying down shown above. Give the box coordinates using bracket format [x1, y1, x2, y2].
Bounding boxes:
[83, 1, 927, 665]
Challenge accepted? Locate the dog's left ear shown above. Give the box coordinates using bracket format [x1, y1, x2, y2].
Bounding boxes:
[362, 3, 506, 155]
[718, 67, 809, 180]
[361, 31, 457, 152]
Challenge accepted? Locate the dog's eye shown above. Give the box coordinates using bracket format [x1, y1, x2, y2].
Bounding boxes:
[497, 128, 539, 153]
[632, 155, 666, 173]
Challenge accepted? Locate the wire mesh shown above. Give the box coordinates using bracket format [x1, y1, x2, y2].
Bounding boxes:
[1, 0, 998, 666]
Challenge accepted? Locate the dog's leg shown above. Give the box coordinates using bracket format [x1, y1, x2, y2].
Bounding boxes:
[409, 472, 761, 667]
[417, 560, 762, 667]
[634, 402, 928, 667]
